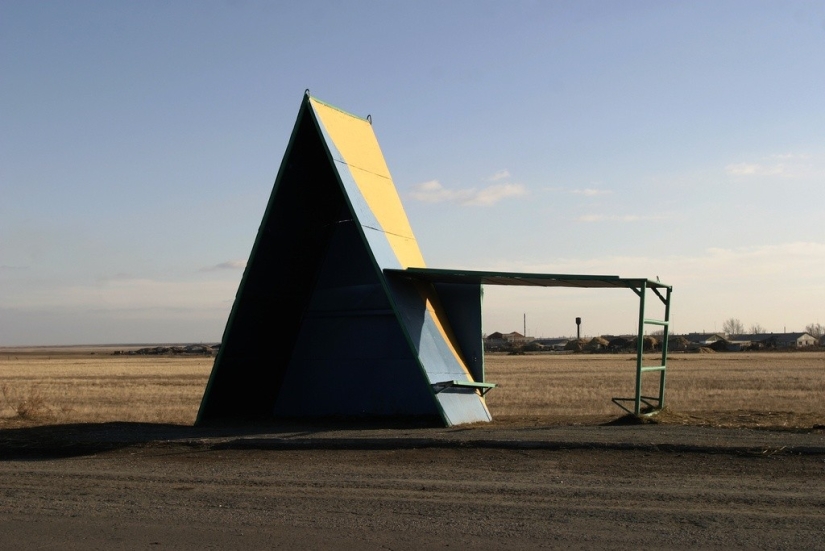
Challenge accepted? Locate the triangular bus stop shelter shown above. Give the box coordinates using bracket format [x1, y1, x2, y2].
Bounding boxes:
[196, 92, 672, 427]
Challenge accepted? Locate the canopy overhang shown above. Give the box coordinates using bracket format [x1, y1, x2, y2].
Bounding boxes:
[385, 268, 671, 292]
[387, 267, 673, 416]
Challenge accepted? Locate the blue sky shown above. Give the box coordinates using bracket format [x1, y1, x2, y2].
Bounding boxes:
[2, 1, 823, 345]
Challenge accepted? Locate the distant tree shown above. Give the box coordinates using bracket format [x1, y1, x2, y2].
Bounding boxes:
[749, 323, 766, 334]
[722, 318, 745, 335]
[805, 323, 824, 338]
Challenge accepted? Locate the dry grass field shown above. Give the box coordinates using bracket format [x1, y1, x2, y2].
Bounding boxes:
[1, 347, 823, 430]
[0, 347, 212, 426]
[485, 351, 825, 429]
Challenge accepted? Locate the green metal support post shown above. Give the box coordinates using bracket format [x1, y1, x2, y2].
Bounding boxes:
[612, 279, 671, 416]
[634, 282, 647, 415]
[655, 286, 671, 409]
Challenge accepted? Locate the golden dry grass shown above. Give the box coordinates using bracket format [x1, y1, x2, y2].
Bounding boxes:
[0, 352, 212, 426]
[484, 351, 825, 429]
[0, 348, 823, 429]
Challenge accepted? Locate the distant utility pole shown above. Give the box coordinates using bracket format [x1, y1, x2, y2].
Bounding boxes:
[523, 313, 526, 337]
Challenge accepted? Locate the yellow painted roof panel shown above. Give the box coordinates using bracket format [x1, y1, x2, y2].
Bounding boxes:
[310, 98, 425, 269]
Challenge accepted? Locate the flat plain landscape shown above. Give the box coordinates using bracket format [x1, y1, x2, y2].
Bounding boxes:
[1, 347, 823, 429]
[1, 347, 823, 549]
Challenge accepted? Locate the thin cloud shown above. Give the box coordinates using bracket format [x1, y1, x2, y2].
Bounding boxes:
[769, 153, 810, 160]
[94, 272, 134, 284]
[2, 277, 240, 312]
[578, 214, 660, 222]
[409, 180, 473, 204]
[488, 169, 511, 181]
[725, 152, 822, 179]
[542, 186, 611, 196]
[725, 163, 784, 176]
[465, 183, 527, 206]
[409, 180, 526, 207]
[571, 188, 612, 197]
[200, 260, 246, 272]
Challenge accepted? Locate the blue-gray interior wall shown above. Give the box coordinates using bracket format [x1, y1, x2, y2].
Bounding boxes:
[384, 276, 469, 383]
[386, 275, 492, 425]
[433, 283, 484, 382]
[272, 215, 439, 418]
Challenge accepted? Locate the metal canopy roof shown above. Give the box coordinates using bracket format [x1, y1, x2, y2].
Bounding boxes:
[384, 267, 671, 290]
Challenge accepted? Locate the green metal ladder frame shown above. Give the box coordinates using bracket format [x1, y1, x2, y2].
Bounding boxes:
[613, 280, 672, 415]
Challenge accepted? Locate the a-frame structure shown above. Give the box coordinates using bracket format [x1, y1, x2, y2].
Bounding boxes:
[197, 92, 673, 427]
[197, 93, 492, 426]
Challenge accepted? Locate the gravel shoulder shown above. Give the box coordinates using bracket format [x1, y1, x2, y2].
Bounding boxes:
[1, 421, 824, 549]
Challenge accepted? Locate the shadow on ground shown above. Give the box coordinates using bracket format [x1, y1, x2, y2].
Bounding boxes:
[0, 418, 442, 460]
[3, 412, 823, 461]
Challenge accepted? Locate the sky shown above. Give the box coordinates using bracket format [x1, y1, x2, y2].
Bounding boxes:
[1, 1, 824, 345]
